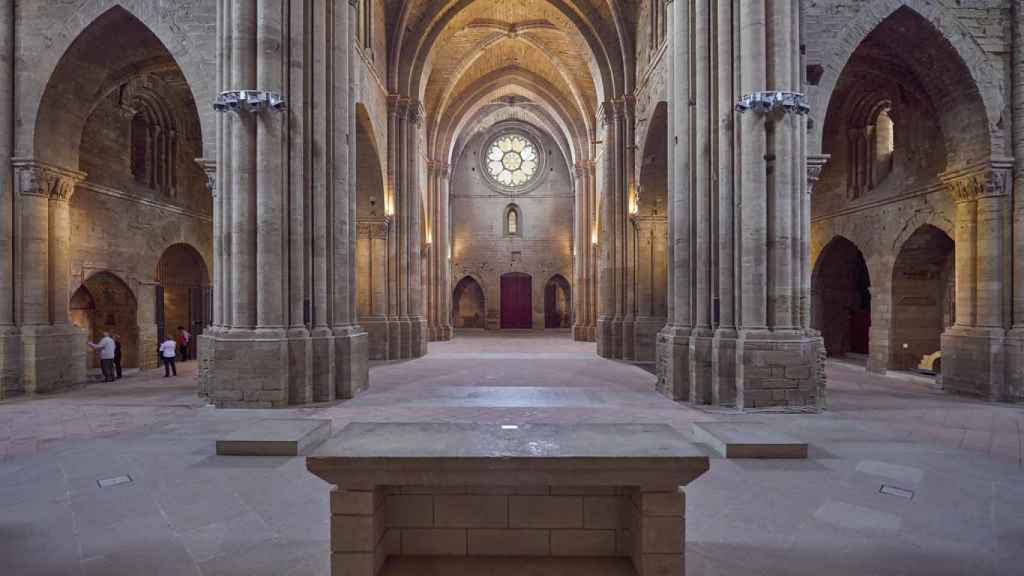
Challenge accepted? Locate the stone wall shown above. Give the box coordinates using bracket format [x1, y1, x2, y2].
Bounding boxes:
[451, 123, 573, 330]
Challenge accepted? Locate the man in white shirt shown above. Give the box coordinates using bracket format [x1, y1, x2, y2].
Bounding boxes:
[88, 332, 116, 382]
[159, 336, 178, 377]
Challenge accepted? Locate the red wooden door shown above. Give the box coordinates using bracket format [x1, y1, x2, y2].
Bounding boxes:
[501, 273, 533, 329]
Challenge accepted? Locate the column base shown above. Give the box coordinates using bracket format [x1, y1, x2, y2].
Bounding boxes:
[596, 316, 621, 358]
[428, 322, 453, 342]
[408, 316, 428, 358]
[361, 316, 391, 360]
[711, 329, 738, 406]
[866, 325, 890, 374]
[0, 326, 22, 399]
[735, 330, 821, 409]
[632, 317, 665, 362]
[655, 325, 691, 401]
[1006, 329, 1024, 401]
[688, 329, 714, 405]
[940, 327, 1007, 401]
[621, 317, 636, 360]
[20, 324, 86, 395]
[572, 323, 595, 342]
[138, 323, 158, 371]
[333, 326, 369, 399]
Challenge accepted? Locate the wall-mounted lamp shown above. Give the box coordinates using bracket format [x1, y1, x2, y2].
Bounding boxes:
[735, 91, 809, 116]
[213, 90, 288, 113]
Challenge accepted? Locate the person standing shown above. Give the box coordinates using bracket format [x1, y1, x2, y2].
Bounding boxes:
[159, 336, 178, 377]
[88, 332, 116, 382]
[176, 326, 191, 361]
[112, 334, 123, 380]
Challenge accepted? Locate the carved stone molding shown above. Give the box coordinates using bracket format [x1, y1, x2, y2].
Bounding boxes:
[941, 160, 1013, 204]
[11, 159, 86, 202]
[807, 154, 830, 195]
[195, 158, 217, 197]
[357, 218, 391, 239]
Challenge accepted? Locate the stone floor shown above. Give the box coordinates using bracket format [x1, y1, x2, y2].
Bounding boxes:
[1, 331, 1022, 575]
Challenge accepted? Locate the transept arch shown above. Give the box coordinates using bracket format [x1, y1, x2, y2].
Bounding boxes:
[24, 5, 212, 169]
[810, 1, 999, 164]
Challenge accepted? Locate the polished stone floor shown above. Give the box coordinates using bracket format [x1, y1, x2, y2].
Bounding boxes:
[1, 331, 1022, 575]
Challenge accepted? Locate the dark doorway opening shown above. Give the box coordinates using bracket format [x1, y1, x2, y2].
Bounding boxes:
[544, 274, 571, 328]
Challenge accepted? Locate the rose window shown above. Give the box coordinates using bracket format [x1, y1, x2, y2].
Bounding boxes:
[485, 134, 539, 188]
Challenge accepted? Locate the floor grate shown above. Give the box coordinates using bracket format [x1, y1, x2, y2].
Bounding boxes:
[97, 475, 132, 488]
[879, 484, 913, 499]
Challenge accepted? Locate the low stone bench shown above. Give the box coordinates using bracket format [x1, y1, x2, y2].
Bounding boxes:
[306, 422, 709, 576]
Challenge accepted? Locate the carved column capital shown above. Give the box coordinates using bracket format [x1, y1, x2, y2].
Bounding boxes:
[357, 218, 391, 239]
[195, 158, 217, 197]
[807, 154, 830, 195]
[11, 158, 87, 202]
[941, 160, 1012, 204]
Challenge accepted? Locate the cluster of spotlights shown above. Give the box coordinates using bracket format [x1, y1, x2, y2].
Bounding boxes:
[212, 90, 287, 113]
[735, 91, 810, 115]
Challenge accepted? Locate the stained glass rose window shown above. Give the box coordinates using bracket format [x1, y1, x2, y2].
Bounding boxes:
[485, 133, 539, 188]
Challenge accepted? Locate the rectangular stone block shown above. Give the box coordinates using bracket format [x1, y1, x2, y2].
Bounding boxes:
[631, 491, 684, 517]
[466, 485, 550, 495]
[331, 514, 382, 552]
[584, 496, 622, 529]
[385, 494, 434, 527]
[434, 494, 508, 528]
[550, 529, 617, 557]
[692, 422, 808, 459]
[467, 529, 550, 556]
[400, 528, 467, 556]
[332, 489, 385, 516]
[215, 418, 331, 456]
[640, 553, 683, 576]
[639, 516, 683, 554]
[509, 495, 582, 528]
[330, 552, 374, 576]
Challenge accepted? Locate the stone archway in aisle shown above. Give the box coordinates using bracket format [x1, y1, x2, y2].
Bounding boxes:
[453, 276, 486, 330]
[70, 272, 139, 371]
[890, 225, 954, 373]
[811, 237, 872, 358]
[157, 244, 210, 361]
[544, 274, 571, 329]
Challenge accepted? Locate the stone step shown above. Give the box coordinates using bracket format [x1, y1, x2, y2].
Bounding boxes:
[216, 418, 332, 456]
[691, 421, 807, 459]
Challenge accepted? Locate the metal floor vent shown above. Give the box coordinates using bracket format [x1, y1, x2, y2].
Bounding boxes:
[97, 475, 132, 488]
[879, 484, 913, 499]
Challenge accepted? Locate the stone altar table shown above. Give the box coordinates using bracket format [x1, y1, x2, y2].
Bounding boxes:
[306, 422, 710, 576]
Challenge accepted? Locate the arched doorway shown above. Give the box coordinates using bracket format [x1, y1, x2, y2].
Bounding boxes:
[891, 225, 954, 371]
[157, 244, 210, 359]
[634, 101, 669, 359]
[70, 272, 139, 370]
[812, 237, 872, 357]
[453, 276, 486, 329]
[544, 275, 571, 329]
[500, 272, 533, 329]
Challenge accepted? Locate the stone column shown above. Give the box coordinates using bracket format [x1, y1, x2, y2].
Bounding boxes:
[0, 0, 18, 398]
[1009, 0, 1024, 400]
[731, 0, 819, 409]
[204, 0, 367, 407]
[11, 160, 86, 395]
[711, 0, 738, 405]
[940, 164, 1010, 400]
[437, 163, 453, 340]
[360, 218, 391, 359]
[597, 101, 631, 359]
[573, 162, 590, 340]
[689, 0, 714, 404]
[657, 0, 694, 401]
[622, 99, 637, 360]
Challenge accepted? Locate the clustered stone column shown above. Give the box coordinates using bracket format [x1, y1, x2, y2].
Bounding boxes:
[0, 0, 17, 397]
[939, 162, 1012, 400]
[572, 161, 597, 341]
[597, 100, 636, 359]
[386, 97, 428, 359]
[656, 0, 821, 408]
[1009, 0, 1024, 400]
[201, 0, 368, 408]
[425, 160, 453, 342]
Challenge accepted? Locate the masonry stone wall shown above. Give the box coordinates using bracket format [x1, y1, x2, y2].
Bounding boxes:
[451, 124, 574, 330]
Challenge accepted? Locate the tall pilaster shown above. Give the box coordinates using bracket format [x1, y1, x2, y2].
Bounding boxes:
[657, 0, 694, 400]
[597, 100, 632, 359]
[11, 160, 86, 395]
[0, 0, 18, 398]
[940, 163, 1010, 400]
[1009, 0, 1024, 400]
[436, 162, 453, 340]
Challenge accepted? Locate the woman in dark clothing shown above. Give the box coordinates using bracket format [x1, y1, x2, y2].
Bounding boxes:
[113, 334, 123, 379]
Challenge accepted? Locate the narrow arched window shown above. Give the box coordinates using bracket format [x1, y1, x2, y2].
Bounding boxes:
[505, 205, 521, 237]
